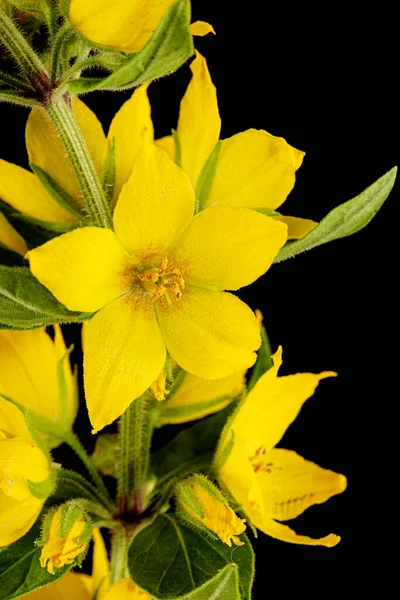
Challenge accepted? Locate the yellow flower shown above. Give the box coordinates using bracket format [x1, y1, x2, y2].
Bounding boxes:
[156, 52, 317, 240]
[159, 367, 245, 424]
[27, 143, 287, 433]
[69, 0, 214, 54]
[29, 529, 150, 599]
[0, 327, 77, 433]
[0, 88, 152, 227]
[0, 212, 28, 255]
[40, 507, 89, 575]
[0, 398, 51, 547]
[176, 475, 246, 547]
[215, 348, 347, 547]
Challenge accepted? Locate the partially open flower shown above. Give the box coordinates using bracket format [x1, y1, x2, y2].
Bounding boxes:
[176, 474, 246, 547]
[0, 399, 51, 546]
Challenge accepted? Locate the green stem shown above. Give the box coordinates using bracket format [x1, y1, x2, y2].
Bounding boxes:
[50, 24, 76, 83]
[117, 396, 154, 513]
[110, 525, 129, 585]
[0, 8, 47, 78]
[62, 430, 113, 506]
[46, 96, 113, 228]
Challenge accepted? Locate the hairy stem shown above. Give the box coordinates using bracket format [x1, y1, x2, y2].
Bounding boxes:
[46, 96, 113, 228]
[110, 525, 129, 585]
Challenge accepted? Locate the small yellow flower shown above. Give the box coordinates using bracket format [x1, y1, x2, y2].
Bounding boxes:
[69, 0, 214, 54]
[29, 529, 150, 599]
[215, 348, 347, 547]
[0, 327, 77, 432]
[40, 507, 89, 575]
[0, 212, 27, 255]
[177, 475, 246, 547]
[28, 143, 287, 433]
[0, 399, 51, 547]
[156, 52, 317, 240]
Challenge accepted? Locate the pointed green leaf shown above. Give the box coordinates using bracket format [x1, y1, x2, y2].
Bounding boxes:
[128, 514, 254, 600]
[181, 565, 241, 600]
[195, 141, 222, 212]
[68, 0, 194, 93]
[27, 476, 56, 500]
[0, 266, 91, 329]
[0, 521, 71, 600]
[247, 324, 273, 392]
[275, 167, 397, 263]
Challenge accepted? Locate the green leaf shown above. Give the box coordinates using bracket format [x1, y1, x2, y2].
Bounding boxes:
[275, 167, 397, 263]
[29, 163, 84, 220]
[180, 565, 241, 600]
[0, 521, 71, 599]
[128, 514, 254, 600]
[27, 476, 56, 500]
[68, 0, 194, 93]
[0, 266, 91, 329]
[247, 323, 273, 392]
[151, 405, 235, 490]
[195, 141, 222, 212]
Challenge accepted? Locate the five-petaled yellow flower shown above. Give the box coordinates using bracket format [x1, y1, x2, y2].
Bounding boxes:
[215, 347, 347, 547]
[0, 398, 51, 546]
[28, 143, 287, 433]
[0, 327, 77, 440]
[156, 51, 317, 240]
[69, 0, 213, 54]
[31, 529, 150, 599]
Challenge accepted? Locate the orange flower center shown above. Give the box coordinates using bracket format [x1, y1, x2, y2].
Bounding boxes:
[137, 257, 185, 304]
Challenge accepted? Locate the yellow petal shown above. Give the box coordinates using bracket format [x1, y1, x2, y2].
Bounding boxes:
[160, 370, 244, 424]
[256, 517, 341, 547]
[177, 51, 221, 187]
[274, 215, 317, 239]
[107, 85, 154, 205]
[207, 129, 304, 210]
[256, 448, 346, 521]
[24, 572, 91, 600]
[190, 21, 216, 36]
[0, 328, 72, 424]
[218, 443, 264, 522]
[0, 493, 44, 547]
[0, 212, 27, 254]
[171, 206, 287, 290]
[231, 358, 336, 456]
[0, 160, 76, 224]
[26, 99, 106, 203]
[155, 135, 175, 162]
[84, 295, 165, 432]
[102, 578, 151, 599]
[27, 227, 131, 312]
[70, 0, 174, 54]
[113, 143, 195, 258]
[53, 325, 77, 427]
[157, 287, 260, 379]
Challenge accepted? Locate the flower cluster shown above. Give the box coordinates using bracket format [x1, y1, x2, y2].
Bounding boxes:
[0, 1, 395, 598]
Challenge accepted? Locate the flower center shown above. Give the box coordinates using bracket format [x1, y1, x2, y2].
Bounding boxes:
[137, 257, 185, 304]
[251, 446, 275, 474]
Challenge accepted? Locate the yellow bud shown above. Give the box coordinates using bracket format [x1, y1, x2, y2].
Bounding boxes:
[40, 507, 88, 575]
[0, 399, 51, 547]
[177, 476, 246, 547]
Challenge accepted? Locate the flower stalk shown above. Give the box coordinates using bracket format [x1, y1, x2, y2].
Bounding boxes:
[45, 96, 113, 229]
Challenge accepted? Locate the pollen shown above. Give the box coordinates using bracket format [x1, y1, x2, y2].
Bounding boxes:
[137, 257, 185, 303]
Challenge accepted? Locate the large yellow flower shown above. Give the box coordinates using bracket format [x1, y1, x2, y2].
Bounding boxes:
[156, 52, 317, 240]
[29, 529, 150, 599]
[0, 327, 77, 433]
[0, 399, 51, 546]
[0, 86, 152, 227]
[27, 142, 287, 433]
[69, 0, 213, 54]
[215, 348, 347, 547]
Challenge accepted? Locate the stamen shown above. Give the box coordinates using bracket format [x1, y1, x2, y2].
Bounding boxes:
[137, 258, 185, 303]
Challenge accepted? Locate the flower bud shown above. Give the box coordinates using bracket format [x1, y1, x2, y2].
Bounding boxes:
[0, 399, 51, 547]
[175, 475, 246, 547]
[40, 505, 91, 574]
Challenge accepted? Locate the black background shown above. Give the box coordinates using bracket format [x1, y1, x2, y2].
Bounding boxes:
[1, 2, 398, 596]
